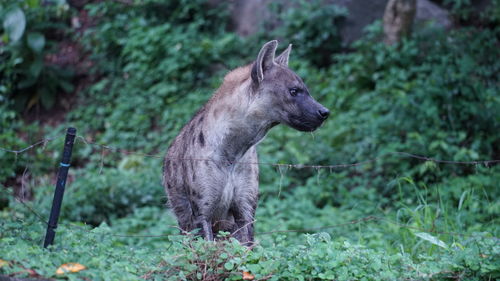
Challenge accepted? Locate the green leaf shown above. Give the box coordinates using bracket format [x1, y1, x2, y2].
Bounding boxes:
[224, 261, 234, 270]
[3, 7, 26, 42]
[40, 88, 55, 109]
[414, 232, 448, 249]
[26, 0, 40, 8]
[458, 190, 468, 211]
[17, 76, 37, 89]
[58, 79, 75, 93]
[27, 32, 45, 53]
[29, 59, 43, 78]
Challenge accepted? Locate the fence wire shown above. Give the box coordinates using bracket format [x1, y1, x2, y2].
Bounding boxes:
[0, 134, 63, 154]
[1, 133, 499, 243]
[1, 133, 499, 168]
[75, 136, 500, 168]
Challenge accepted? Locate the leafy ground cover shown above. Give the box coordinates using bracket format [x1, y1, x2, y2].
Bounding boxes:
[1, 0, 499, 280]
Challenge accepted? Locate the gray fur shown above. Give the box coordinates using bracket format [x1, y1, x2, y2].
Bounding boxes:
[163, 40, 329, 245]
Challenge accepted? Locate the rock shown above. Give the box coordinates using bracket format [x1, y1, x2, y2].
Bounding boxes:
[334, 0, 451, 43]
[227, 0, 276, 37]
[415, 0, 452, 28]
[333, 0, 389, 43]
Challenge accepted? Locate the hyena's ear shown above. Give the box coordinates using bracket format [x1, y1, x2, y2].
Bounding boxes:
[252, 40, 278, 84]
[275, 44, 292, 67]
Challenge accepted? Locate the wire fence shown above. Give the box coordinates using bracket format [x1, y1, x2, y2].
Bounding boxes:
[3, 132, 499, 168]
[0, 135, 63, 155]
[1, 132, 499, 244]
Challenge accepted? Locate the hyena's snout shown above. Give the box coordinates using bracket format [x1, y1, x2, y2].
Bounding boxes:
[309, 101, 330, 129]
[288, 96, 330, 132]
[316, 105, 330, 121]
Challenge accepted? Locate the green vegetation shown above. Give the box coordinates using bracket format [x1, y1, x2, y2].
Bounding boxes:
[0, 0, 74, 111]
[1, 0, 499, 280]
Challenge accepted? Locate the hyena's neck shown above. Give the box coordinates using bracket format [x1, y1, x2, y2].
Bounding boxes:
[204, 79, 276, 165]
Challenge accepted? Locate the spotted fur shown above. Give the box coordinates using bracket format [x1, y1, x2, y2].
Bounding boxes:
[163, 40, 329, 245]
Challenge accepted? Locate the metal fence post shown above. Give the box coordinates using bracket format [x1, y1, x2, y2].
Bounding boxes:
[43, 127, 76, 248]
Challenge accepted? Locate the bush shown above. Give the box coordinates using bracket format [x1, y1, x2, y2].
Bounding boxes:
[259, 24, 500, 197]
[0, 0, 74, 112]
[0, 106, 25, 184]
[1, 221, 498, 280]
[444, 0, 500, 25]
[31, 159, 165, 226]
[0, 104, 64, 187]
[70, 0, 245, 152]
[265, 0, 348, 67]
[1, 1, 499, 280]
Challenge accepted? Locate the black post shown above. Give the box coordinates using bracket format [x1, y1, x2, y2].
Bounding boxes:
[43, 127, 76, 248]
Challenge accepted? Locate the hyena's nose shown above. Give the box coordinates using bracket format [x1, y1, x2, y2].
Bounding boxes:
[317, 108, 330, 120]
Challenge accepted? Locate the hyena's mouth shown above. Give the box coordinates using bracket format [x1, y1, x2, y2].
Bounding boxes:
[285, 99, 330, 132]
[287, 115, 326, 132]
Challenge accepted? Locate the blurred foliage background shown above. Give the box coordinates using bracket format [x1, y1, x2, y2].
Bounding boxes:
[1, 0, 499, 280]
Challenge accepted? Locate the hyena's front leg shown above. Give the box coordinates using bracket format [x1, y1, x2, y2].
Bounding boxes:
[170, 188, 213, 240]
[197, 190, 221, 241]
[230, 161, 259, 246]
[230, 202, 256, 246]
[198, 216, 214, 241]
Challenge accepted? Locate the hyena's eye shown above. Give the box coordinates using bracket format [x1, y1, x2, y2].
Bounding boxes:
[289, 87, 299, 97]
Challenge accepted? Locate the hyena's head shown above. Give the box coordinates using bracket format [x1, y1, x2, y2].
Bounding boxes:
[251, 40, 329, 132]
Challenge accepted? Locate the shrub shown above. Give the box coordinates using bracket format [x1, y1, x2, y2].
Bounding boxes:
[265, 0, 348, 67]
[0, 0, 74, 112]
[259, 23, 500, 197]
[70, 0, 244, 152]
[2, 2, 498, 280]
[3, 221, 497, 281]
[0, 104, 64, 188]
[32, 159, 165, 226]
[444, 0, 500, 25]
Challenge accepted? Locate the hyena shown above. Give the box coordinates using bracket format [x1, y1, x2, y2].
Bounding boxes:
[163, 40, 329, 245]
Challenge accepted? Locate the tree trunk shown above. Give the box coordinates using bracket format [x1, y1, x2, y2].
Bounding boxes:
[383, 0, 417, 45]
